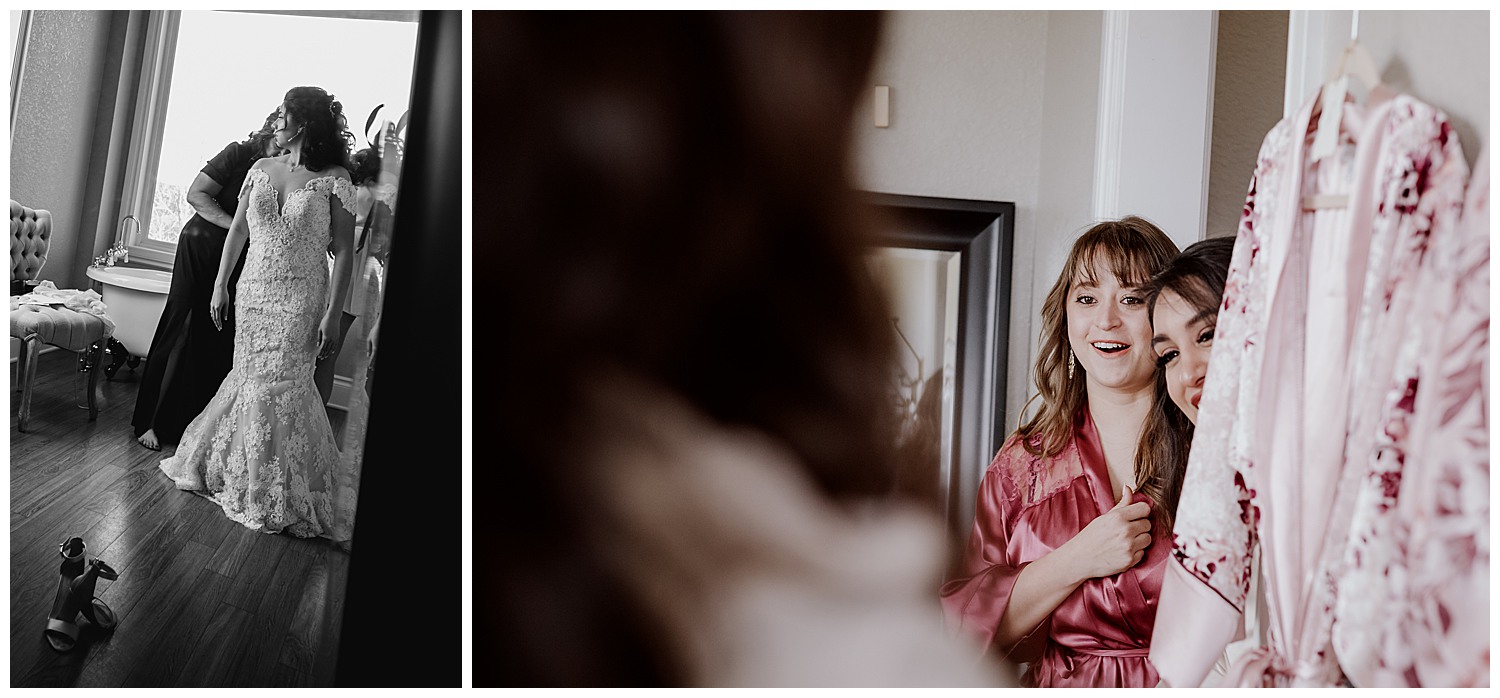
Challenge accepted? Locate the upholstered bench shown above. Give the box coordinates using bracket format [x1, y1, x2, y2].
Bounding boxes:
[11, 201, 110, 431]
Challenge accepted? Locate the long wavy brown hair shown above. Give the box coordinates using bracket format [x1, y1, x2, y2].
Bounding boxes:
[1015, 216, 1180, 525]
[1139, 236, 1237, 531]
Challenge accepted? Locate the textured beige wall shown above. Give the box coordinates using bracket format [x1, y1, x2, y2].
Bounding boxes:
[1356, 10, 1489, 168]
[11, 11, 112, 291]
[1025, 10, 1103, 432]
[856, 10, 1048, 206]
[1206, 11, 1288, 240]
[854, 10, 1103, 434]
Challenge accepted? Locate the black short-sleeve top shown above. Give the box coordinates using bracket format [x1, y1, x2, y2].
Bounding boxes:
[200, 140, 261, 220]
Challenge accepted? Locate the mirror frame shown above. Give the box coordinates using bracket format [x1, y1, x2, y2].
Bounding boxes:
[868, 192, 1014, 558]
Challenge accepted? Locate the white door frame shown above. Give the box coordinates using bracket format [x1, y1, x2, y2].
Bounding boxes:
[1092, 10, 1219, 249]
[1285, 10, 1357, 119]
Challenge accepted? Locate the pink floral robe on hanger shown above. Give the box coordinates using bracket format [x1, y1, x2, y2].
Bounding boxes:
[1148, 84, 1476, 687]
[1332, 147, 1488, 687]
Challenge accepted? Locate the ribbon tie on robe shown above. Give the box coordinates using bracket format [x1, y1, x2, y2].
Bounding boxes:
[1051, 646, 1151, 673]
[1223, 646, 1334, 687]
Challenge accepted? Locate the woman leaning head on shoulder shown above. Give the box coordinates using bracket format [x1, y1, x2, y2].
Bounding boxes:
[1144, 236, 1236, 428]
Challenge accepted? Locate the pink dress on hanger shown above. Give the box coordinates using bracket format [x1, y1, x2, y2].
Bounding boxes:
[1148, 84, 1474, 687]
[941, 409, 1170, 687]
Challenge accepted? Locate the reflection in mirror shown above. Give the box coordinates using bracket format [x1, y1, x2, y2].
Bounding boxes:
[867, 194, 1014, 563]
[8, 9, 424, 686]
[868, 248, 960, 517]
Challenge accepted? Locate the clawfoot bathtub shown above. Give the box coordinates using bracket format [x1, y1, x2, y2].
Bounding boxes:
[85, 265, 170, 371]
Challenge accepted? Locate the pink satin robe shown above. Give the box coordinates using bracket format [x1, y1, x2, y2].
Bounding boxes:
[940, 410, 1170, 687]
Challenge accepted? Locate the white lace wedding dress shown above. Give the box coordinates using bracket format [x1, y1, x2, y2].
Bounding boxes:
[160, 166, 358, 543]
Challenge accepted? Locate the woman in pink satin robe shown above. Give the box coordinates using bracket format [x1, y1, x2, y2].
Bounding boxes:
[941, 218, 1185, 687]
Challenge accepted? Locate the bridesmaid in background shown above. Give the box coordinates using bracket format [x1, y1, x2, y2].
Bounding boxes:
[1143, 237, 1255, 687]
[132, 110, 282, 450]
[940, 217, 1185, 687]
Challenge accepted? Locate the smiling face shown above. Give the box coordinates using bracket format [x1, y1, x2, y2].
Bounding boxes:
[1150, 287, 1216, 424]
[1065, 261, 1158, 399]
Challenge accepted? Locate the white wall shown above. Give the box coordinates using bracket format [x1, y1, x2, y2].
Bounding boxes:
[1290, 10, 1488, 169]
[856, 10, 1104, 434]
[1026, 11, 1105, 433]
[1095, 11, 1217, 250]
[10, 11, 113, 292]
[858, 10, 1047, 205]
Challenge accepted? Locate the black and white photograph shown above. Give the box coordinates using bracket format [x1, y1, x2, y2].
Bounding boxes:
[9, 9, 461, 687]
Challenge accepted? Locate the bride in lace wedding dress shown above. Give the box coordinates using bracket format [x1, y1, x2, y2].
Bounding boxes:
[160, 87, 359, 544]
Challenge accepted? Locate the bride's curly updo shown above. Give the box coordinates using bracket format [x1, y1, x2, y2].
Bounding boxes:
[283, 86, 355, 173]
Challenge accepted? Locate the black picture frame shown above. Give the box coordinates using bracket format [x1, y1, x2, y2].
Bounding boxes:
[867, 192, 1014, 553]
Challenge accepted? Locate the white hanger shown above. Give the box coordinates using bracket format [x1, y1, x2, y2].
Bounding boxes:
[1304, 11, 1384, 210]
[1333, 41, 1381, 95]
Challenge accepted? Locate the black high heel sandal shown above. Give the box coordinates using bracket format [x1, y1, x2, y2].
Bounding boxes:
[44, 538, 120, 652]
[60, 536, 86, 580]
[73, 559, 120, 630]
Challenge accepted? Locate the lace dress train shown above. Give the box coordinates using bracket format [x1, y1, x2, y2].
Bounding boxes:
[160, 168, 359, 543]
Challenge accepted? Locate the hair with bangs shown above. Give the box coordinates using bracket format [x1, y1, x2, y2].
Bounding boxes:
[1068, 228, 1172, 293]
[1015, 216, 1178, 520]
[1135, 235, 1236, 531]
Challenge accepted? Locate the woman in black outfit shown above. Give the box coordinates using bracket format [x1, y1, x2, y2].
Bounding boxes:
[132, 110, 282, 450]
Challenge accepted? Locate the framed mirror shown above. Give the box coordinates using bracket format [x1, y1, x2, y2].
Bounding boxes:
[866, 193, 1014, 559]
[8, 9, 452, 686]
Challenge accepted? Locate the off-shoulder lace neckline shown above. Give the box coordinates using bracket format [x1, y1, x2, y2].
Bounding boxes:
[249, 167, 353, 218]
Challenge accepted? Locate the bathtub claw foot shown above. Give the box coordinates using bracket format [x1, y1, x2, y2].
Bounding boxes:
[102, 338, 129, 380]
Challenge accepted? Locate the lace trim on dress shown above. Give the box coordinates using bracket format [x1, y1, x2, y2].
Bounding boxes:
[243, 168, 357, 218]
[321, 175, 358, 217]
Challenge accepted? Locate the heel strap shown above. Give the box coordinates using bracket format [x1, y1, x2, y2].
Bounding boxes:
[92, 560, 120, 581]
[59, 538, 86, 562]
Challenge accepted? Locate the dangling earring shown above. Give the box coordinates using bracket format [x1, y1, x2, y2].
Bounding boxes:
[1067, 349, 1076, 380]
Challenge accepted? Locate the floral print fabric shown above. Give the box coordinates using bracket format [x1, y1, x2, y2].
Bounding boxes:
[1152, 87, 1480, 687]
[1332, 147, 1487, 687]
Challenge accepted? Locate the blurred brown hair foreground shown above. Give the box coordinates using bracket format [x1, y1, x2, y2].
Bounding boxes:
[479, 11, 1000, 687]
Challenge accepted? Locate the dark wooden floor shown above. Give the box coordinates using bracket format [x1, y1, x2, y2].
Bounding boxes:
[11, 349, 350, 687]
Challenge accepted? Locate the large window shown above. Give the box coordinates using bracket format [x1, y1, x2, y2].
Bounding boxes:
[127, 11, 418, 264]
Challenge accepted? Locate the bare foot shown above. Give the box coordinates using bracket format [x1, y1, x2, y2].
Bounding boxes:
[137, 429, 160, 451]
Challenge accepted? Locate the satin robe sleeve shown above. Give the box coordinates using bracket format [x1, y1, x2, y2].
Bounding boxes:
[939, 447, 1049, 663]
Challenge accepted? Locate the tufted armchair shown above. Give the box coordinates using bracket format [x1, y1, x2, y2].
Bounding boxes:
[11, 200, 110, 431]
[11, 200, 51, 294]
